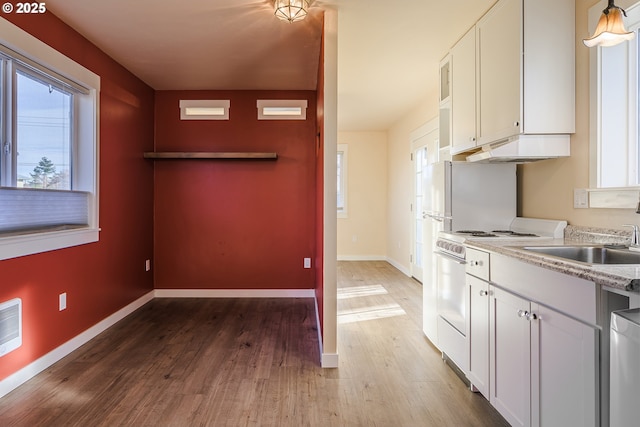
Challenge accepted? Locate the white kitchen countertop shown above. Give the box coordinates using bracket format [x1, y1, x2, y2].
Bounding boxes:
[465, 238, 640, 293]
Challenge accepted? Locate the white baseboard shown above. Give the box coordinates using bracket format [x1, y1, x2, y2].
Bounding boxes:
[335, 256, 412, 278]
[337, 255, 386, 261]
[154, 289, 316, 298]
[0, 290, 154, 399]
[385, 257, 411, 277]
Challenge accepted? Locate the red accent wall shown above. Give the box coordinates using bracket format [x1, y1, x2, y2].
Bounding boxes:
[0, 14, 155, 381]
[153, 91, 317, 290]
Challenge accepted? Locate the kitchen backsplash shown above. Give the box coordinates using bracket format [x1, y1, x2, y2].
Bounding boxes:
[564, 225, 632, 245]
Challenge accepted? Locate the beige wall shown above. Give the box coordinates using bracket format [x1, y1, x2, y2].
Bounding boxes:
[386, 98, 439, 273]
[344, 0, 633, 277]
[337, 131, 389, 260]
[521, 0, 640, 229]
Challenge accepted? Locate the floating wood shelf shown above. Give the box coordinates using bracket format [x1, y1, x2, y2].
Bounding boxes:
[143, 152, 278, 160]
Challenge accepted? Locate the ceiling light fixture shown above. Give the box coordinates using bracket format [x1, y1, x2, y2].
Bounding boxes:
[274, 0, 310, 23]
[584, 0, 635, 47]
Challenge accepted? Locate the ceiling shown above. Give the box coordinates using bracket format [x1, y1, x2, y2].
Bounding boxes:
[45, 0, 496, 131]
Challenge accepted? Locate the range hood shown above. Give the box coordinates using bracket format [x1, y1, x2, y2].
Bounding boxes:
[465, 134, 570, 163]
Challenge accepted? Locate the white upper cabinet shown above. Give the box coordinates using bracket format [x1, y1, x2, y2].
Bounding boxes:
[446, 0, 575, 152]
[439, 55, 452, 152]
[450, 27, 478, 154]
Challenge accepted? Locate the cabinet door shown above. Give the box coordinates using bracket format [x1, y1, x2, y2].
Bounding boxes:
[450, 26, 477, 154]
[531, 303, 598, 427]
[467, 275, 490, 397]
[490, 286, 531, 427]
[477, 0, 522, 144]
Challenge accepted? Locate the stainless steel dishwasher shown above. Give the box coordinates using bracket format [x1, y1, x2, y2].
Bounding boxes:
[610, 308, 640, 427]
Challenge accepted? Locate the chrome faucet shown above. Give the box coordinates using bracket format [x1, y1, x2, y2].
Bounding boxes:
[623, 224, 640, 251]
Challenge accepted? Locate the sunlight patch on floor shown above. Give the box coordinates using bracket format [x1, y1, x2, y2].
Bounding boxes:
[337, 284, 388, 300]
[338, 303, 406, 324]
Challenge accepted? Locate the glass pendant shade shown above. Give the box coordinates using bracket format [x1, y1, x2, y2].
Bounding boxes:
[274, 0, 310, 23]
[584, 5, 635, 47]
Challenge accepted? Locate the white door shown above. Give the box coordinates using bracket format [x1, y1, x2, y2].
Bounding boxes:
[410, 119, 438, 282]
[412, 145, 427, 282]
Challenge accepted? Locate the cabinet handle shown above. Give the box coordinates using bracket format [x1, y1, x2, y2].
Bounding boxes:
[479, 290, 488, 296]
[470, 137, 476, 142]
[470, 260, 481, 266]
[517, 309, 538, 321]
[514, 121, 520, 127]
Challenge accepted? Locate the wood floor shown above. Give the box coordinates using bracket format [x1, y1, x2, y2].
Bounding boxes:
[0, 261, 508, 426]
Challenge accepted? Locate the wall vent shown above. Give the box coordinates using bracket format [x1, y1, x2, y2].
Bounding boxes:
[0, 298, 22, 357]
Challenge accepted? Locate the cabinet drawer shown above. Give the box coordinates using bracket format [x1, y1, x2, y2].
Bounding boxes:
[466, 247, 489, 280]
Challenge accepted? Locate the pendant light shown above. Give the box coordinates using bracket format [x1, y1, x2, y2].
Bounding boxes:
[584, 0, 635, 47]
[274, 0, 310, 23]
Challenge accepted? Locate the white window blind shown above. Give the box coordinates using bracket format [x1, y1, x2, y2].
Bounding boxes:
[0, 188, 88, 233]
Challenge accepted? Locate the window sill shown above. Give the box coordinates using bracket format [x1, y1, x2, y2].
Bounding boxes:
[587, 188, 640, 209]
[0, 227, 99, 260]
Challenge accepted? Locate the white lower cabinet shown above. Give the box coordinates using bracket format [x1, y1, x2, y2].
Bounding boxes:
[467, 270, 598, 427]
[467, 275, 490, 398]
[490, 286, 531, 427]
[532, 303, 598, 427]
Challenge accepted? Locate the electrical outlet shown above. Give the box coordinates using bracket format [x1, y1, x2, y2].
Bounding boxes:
[59, 293, 67, 311]
[145, 259, 151, 272]
[304, 258, 311, 269]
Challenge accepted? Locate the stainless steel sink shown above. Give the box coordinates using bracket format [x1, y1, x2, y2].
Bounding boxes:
[519, 245, 640, 265]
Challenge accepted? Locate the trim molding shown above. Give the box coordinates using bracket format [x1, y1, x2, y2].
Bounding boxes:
[154, 289, 316, 298]
[0, 290, 154, 399]
[385, 257, 411, 277]
[336, 255, 386, 261]
[313, 295, 339, 368]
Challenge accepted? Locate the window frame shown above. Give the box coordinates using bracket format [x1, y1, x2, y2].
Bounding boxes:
[337, 143, 348, 218]
[588, 0, 640, 208]
[12, 63, 75, 190]
[0, 17, 100, 260]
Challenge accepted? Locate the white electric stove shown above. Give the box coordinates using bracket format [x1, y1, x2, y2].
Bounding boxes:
[433, 217, 567, 375]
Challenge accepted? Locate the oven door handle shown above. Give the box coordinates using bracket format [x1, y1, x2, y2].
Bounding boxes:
[434, 250, 466, 265]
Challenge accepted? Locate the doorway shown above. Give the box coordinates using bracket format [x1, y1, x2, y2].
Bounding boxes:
[410, 119, 439, 282]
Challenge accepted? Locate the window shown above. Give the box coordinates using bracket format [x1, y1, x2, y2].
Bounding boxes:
[589, 0, 640, 207]
[13, 68, 73, 189]
[179, 99, 230, 120]
[0, 18, 99, 260]
[337, 144, 347, 217]
[257, 100, 307, 120]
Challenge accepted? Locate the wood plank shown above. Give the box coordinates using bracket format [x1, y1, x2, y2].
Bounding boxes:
[0, 262, 509, 426]
[143, 152, 278, 160]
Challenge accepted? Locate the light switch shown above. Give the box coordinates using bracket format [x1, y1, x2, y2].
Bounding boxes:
[574, 189, 588, 209]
